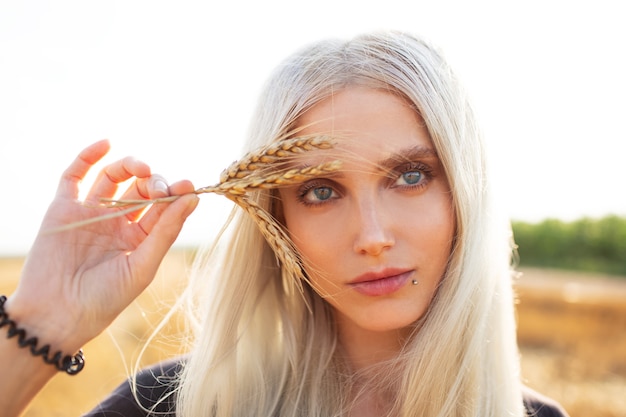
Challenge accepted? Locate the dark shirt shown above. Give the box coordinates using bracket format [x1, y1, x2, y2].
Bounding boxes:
[83, 359, 569, 417]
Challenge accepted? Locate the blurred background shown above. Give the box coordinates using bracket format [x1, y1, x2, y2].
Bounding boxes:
[1, 1, 624, 416]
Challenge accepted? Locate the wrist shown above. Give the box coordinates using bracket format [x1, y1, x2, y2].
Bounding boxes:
[2, 292, 80, 351]
[1, 295, 85, 375]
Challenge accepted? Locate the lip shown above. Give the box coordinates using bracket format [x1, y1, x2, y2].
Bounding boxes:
[348, 268, 415, 297]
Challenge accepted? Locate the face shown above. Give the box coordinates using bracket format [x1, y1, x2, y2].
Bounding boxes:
[278, 86, 455, 338]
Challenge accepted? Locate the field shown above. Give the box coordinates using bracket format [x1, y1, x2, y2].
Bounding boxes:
[1, 250, 624, 417]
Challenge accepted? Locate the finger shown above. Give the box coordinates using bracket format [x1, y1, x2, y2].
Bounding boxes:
[168, 179, 195, 197]
[128, 193, 199, 287]
[136, 179, 195, 234]
[57, 139, 111, 199]
[116, 175, 171, 222]
[85, 156, 152, 202]
[119, 174, 171, 201]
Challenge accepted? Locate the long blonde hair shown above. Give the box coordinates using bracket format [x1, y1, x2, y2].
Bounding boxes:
[176, 31, 523, 417]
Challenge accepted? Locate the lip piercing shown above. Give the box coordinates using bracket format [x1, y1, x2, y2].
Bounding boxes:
[412, 279, 418, 285]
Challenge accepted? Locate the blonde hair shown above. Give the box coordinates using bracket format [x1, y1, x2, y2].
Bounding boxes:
[175, 31, 523, 417]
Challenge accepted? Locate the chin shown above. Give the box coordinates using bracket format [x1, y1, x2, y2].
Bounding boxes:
[354, 311, 424, 334]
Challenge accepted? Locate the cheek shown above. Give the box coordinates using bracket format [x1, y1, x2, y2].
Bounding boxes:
[431, 204, 456, 267]
[282, 210, 343, 266]
[279, 193, 330, 263]
[393, 193, 455, 254]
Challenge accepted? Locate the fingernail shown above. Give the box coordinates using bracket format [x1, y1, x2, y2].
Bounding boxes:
[154, 180, 169, 195]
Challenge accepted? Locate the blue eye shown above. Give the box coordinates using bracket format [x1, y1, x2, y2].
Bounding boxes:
[401, 171, 422, 185]
[311, 186, 334, 201]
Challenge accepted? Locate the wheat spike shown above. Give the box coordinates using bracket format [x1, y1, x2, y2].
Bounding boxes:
[219, 134, 335, 183]
[196, 160, 341, 197]
[227, 194, 307, 293]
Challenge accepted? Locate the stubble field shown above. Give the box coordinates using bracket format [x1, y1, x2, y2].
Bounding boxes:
[1, 250, 624, 417]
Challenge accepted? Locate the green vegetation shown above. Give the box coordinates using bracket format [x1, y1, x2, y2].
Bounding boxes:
[512, 215, 626, 277]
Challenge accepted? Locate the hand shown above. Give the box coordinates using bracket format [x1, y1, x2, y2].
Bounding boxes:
[5, 139, 199, 352]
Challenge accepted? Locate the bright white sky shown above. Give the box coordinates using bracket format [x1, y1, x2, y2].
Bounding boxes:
[1, 0, 624, 256]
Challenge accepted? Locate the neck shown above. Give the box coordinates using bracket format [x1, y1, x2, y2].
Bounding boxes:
[333, 312, 414, 416]
[335, 318, 409, 417]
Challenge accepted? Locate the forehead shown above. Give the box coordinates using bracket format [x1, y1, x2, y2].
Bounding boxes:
[293, 86, 433, 163]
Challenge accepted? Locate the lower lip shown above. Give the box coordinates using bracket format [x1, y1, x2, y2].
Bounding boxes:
[349, 271, 413, 297]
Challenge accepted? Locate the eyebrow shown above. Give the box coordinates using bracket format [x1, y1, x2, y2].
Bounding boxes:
[281, 144, 439, 178]
[377, 145, 439, 169]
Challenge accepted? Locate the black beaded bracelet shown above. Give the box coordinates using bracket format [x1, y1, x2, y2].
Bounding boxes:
[0, 295, 85, 375]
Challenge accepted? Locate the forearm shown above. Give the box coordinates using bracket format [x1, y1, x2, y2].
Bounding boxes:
[0, 333, 58, 417]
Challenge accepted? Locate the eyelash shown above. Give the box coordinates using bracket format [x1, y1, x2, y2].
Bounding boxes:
[295, 162, 435, 207]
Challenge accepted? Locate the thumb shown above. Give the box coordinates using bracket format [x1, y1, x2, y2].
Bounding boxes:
[128, 194, 199, 286]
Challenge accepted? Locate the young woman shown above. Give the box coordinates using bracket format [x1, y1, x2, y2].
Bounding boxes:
[0, 31, 569, 417]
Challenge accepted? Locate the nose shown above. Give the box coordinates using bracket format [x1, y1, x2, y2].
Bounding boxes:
[352, 196, 395, 256]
